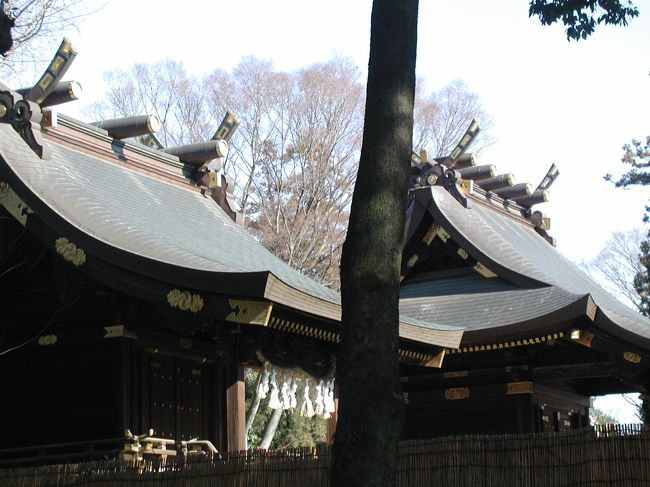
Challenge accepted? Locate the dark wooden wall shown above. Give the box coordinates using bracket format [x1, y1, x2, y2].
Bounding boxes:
[403, 385, 589, 439]
[0, 335, 235, 452]
[404, 396, 529, 438]
[0, 340, 125, 447]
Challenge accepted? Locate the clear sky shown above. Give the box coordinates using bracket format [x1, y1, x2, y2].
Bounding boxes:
[20, 0, 650, 420]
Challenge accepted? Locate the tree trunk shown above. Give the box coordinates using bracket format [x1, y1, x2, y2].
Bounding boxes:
[640, 395, 649, 425]
[246, 371, 262, 433]
[331, 1, 418, 486]
[259, 408, 283, 450]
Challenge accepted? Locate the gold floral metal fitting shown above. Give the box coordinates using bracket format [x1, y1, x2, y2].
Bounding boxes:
[623, 351, 642, 364]
[167, 289, 204, 313]
[37, 334, 57, 346]
[55, 237, 86, 266]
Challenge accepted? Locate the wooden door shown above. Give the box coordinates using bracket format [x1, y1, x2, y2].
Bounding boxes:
[175, 362, 204, 441]
[149, 355, 205, 441]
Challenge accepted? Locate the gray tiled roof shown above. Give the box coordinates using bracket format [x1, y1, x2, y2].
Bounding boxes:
[0, 124, 337, 303]
[420, 186, 650, 342]
[401, 275, 584, 331]
[0, 123, 462, 347]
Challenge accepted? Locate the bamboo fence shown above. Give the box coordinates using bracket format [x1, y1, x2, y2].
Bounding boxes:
[2, 425, 650, 486]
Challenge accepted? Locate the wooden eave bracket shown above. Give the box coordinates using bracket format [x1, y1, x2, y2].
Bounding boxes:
[568, 328, 595, 348]
[226, 299, 273, 326]
[566, 297, 600, 348]
[506, 381, 533, 395]
[104, 325, 137, 339]
[421, 349, 446, 368]
[0, 181, 33, 225]
[400, 348, 446, 368]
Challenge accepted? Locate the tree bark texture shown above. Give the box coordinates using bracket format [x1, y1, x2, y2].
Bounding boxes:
[246, 372, 262, 433]
[331, 1, 418, 486]
[259, 408, 283, 450]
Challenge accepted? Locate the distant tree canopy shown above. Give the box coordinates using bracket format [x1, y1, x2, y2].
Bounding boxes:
[529, 0, 639, 40]
[580, 228, 646, 314]
[87, 57, 492, 289]
[413, 78, 494, 157]
[606, 136, 650, 315]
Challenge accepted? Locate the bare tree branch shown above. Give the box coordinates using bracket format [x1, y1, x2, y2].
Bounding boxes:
[90, 57, 494, 292]
[580, 227, 645, 312]
[1, 0, 92, 79]
[413, 78, 495, 157]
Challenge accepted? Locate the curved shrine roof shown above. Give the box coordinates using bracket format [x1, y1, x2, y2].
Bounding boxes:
[0, 118, 462, 349]
[401, 275, 586, 333]
[404, 185, 650, 347]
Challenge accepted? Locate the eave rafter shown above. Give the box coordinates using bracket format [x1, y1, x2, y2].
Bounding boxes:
[446, 331, 566, 355]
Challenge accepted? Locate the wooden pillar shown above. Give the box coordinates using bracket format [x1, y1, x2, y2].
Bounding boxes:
[226, 365, 246, 452]
[327, 398, 339, 445]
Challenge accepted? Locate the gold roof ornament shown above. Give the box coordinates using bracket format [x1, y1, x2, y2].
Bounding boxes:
[55, 237, 86, 266]
[623, 351, 642, 364]
[167, 289, 204, 313]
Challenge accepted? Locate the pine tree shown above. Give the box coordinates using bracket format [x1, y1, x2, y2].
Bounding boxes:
[607, 136, 650, 316]
[607, 135, 650, 424]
